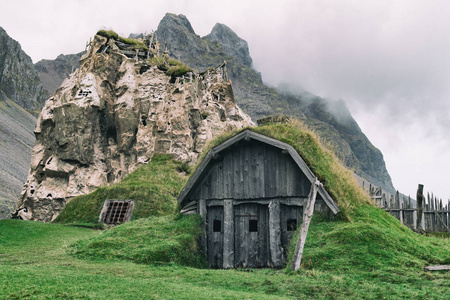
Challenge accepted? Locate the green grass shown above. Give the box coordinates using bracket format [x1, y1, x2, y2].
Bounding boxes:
[70, 215, 206, 267]
[2, 121, 449, 298]
[166, 64, 193, 82]
[118, 36, 149, 50]
[1, 218, 449, 299]
[96, 29, 119, 40]
[96, 29, 148, 50]
[54, 154, 189, 225]
[149, 57, 193, 80]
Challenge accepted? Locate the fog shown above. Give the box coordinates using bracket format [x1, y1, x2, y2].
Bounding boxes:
[2, 0, 450, 199]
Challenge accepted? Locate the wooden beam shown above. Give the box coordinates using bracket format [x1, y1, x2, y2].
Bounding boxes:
[205, 198, 307, 207]
[291, 179, 320, 271]
[198, 199, 207, 254]
[269, 199, 283, 267]
[223, 199, 234, 268]
[424, 265, 450, 271]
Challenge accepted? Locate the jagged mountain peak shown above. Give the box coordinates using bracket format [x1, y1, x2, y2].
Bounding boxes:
[205, 23, 252, 68]
[158, 13, 196, 35]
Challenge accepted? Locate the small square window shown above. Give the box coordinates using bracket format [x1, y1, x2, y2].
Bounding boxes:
[287, 219, 297, 231]
[249, 219, 258, 232]
[213, 219, 221, 232]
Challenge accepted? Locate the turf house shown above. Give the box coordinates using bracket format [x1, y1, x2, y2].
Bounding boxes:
[178, 129, 340, 268]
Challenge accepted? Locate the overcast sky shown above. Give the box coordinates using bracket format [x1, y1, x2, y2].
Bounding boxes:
[2, 0, 450, 200]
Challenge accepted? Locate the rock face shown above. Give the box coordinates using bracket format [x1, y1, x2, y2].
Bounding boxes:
[16, 34, 253, 222]
[0, 27, 44, 219]
[0, 99, 36, 219]
[156, 13, 395, 192]
[204, 23, 252, 68]
[0, 27, 48, 114]
[35, 52, 84, 95]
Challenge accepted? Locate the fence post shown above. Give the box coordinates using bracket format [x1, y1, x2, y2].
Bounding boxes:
[397, 191, 403, 224]
[416, 184, 424, 232]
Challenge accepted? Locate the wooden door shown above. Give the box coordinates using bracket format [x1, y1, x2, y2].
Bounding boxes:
[234, 203, 269, 268]
[280, 204, 303, 257]
[207, 205, 224, 268]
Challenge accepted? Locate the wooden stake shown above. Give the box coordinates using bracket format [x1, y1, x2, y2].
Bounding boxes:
[291, 179, 321, 271]
[416, 184, 424, 232]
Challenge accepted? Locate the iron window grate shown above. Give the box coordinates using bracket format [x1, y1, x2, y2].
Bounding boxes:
[98, 199, 135, 224]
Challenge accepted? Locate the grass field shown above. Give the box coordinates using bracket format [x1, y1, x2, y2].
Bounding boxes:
[1, 122, 449, 299]
[1, 218, 449, 299]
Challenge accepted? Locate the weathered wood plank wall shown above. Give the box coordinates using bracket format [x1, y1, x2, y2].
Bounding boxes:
[189, 140, 312, 201]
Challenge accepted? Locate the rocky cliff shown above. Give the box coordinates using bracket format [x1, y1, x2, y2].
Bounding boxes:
[16, 33, 253, 221]
[0, 27, 48, 114]
[155, 13, 395, 192]
[0, 27, 45, 219]
[35, 52, 84, 95]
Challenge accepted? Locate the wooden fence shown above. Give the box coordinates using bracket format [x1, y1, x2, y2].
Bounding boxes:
[356, 177, 450, 233]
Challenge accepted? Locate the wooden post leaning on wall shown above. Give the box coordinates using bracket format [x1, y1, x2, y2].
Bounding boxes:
[291, 179, 320, 271]
[416, 184, 424, 232]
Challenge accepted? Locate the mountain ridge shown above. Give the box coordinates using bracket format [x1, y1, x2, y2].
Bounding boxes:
[0, 27, 43, 218]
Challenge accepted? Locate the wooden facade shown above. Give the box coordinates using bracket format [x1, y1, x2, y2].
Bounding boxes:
[178, 130, 339, 268]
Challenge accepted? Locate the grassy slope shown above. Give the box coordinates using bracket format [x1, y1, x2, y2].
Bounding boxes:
[70, 215, 206, 268]
[54, 154, 189, 225]
[1, 121, 449, 299]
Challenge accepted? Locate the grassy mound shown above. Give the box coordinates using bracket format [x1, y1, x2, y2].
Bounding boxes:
[57, 120, 448, 277]
[69, 214, 205, 268]
[54, 154, 189, 225]
[298, 206, 450, 272]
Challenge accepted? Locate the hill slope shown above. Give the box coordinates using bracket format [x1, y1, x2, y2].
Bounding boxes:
[5, 120, 447, 299]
